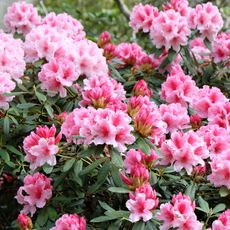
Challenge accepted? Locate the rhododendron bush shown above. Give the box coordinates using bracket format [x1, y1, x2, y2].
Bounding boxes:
[1, 0, 230, 229]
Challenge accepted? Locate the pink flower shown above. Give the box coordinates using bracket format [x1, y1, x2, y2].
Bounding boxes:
[192, 165, 206, 177]
[4, 1, 41, 35]
[158, 193, 202, 230]
[38, 57, 79, 97]
[0, 30, 25, 82]
[103, 43, 116, 60]
[133, 80, 153, 98]
[15, 173, 52, 216]
[98, 31, 111, 48]
[126, 184, 158, 222]
[17, 213, 33, 230]
[197, 124, 230, 157]
[42, 12, 85, 42]
[0, 72, 16, 110]
[75, 39, 108, 78]
[114, 43, 144, 65]
[208, 102, 230, 131]
[80, 75, 126, 109]
[208, 150, 230, 189]
[212, 209, 230, 230]
[61, 108, 135, 152]
[23, 125, 62, 171]
[50, 214, 86, 230]
[161, 66, 198, 107]
[160, 131, 209, 175]
[212, 32, 230, 66]
[190, 114, 202, 130]
[159, 103, 190, 133]
[150, 9, 191, 51]
[191, 86, 228, 118]
[194, 2, 223, 41]
[129, 3, 159, 33]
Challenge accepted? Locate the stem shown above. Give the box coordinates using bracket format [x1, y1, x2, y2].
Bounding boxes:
[114, 0, 130, 20]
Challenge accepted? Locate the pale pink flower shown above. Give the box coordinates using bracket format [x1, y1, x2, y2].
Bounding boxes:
[194, 2, 223, 41]
[158, 193, 202, 230]
[133, 80, 153, 98]
[212, 32, 230, 65]
[61, 108, 135, 152]
[80, 75, 125, 108]
[42, 12, 85, 42]
[23, 125, 62, 171]
[0, 30, 25, 82]
[0, 72, 16, 110]
[208, 102, 230, 131]
[197, 124, 230, 157]
[212, 209, 230, 230]
[114, 43, 144, 65]
[208, 150, 230, 189]
[38, 57, 79, 97]
[191, 86, 228, 118]
[129, 3, 159, 33]
[150, 9, 191, 51]
[161, 66, 198, 107]
[159, 103, 190, 133]
[15, 173, 52, 216]
[4, 1, 41, 35]
[50, 214, 86, 230]
[161, 131, 209, 175]
[75, 39, 108, 78]
[126, 184, 158, 222]
[17, 213, 33, 230]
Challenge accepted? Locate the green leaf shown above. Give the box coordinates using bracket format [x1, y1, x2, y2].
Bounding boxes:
[73, 160, 83, 186]
[36, 208, 49, 226]
[17, 103, 37, 109]
[99, 201, 115, 212]
[80, 157, 106, 176]
[43, 164, 53, 174]
[62, 158, 75, 172]
[132, 221, 145, 230]
[104, 210, 129, 219]
[185, 183, 196, 200]
[3, 117, 10, 135]
[159, 49, 177, 69]
[6, 145, 23, 159]
[111, 164, 124, 186]
[198, 196, 209, 213]
[47, 207, 57, 221]
[35, 91, 47, 102]
[44, 104, 54, 118]
[110, 148, 123, 168]
[108, 220, 122, 230]
[0, 149, 10, 162]
[108, 187, 130, 193]
[213, 203, 226, 214]
[219, 186, 229, 197]
[150, 172, 158, 185]
[136, 137, 151, 155]
[97, 161, 110, 183]
[90, 216, 117, 222]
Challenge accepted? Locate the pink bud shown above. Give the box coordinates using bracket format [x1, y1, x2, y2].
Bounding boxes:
[193, 164, 206, 177]
[17, 213, 33, 230]
[190, 114, 202, 130]
[133, 80, 153, 98]
[98, 31, 111, 48]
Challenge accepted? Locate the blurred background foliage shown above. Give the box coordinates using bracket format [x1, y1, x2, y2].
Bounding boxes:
[39, 0, 230, 43]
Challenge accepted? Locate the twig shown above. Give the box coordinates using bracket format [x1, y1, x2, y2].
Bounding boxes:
[114, 0, 130, 20]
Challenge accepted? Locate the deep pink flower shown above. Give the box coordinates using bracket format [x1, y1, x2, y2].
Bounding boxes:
[98, 31, 111, 48]
[150, 9, 190, 51]
[15, 173, 52, 216]
[212, 209, 230, 230]
[42, 12, 85, 42]
[190, 114, 202, 130]
[129, 3, 159, 33]
[17, 213, 33, 230]
[191, 86, 228, 118]
[133, 80, 152, 98]
[159, 103, 190, 133]
[4, 1, 41, 35]
[126, 184, 158, 222]
[23, 125, 62, 171]
[161, 131, 209, 175]
[103, 43, 116, 60]
[50, 214, 86, 230]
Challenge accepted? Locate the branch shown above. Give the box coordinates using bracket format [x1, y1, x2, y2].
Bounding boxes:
[114, 0, 130, 20]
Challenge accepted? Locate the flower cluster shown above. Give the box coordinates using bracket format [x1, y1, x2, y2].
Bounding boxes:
[23, 125, 62, 171]
[15, 172, 52, 216]
[4, 1, 41, 34]
[61, 107, 135, 152]
[211, 209, 230, 230]
[161, 131, 209, 174]
[158, 193, 202, 230]
[50, 214, 86, 230]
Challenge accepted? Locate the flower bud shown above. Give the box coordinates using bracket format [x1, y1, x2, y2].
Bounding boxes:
[17, 213, 33, 230]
